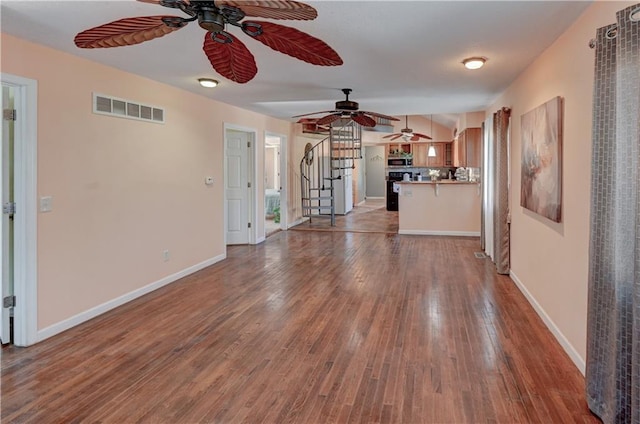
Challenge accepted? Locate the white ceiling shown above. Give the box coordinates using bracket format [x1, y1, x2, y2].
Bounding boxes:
[1, 1, 591, 128]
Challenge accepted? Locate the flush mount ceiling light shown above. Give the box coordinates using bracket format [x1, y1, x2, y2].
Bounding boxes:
[462, 57, 487, 70]
[198, 78, 219, 88]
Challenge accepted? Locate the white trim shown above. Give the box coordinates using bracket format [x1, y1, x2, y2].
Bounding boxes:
[509, 270, 586, 375]
[256, 236, 266, 244]
[1, 73, 38, 347]
[364, 196, 384, 200]
[37, 254, 226, 343]
[398, 230, 481, 237]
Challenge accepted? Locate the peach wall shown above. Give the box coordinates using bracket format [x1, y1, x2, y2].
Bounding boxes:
[456, 111, 485, 133]
[486, 1, 636, 371]
[2, 33, 291, 332]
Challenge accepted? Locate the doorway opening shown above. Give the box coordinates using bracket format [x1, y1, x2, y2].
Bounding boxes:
[264, 133, 287, 237]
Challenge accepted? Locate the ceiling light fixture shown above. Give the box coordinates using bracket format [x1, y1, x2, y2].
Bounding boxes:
[462, 57, 487, 70]
[198, 78, 219, 88]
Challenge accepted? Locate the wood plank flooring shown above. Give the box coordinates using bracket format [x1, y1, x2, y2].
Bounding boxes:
[292, 199, 399, 234]
[1, 226, 596, 422]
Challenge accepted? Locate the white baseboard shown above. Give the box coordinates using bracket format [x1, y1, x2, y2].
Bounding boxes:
[256, 236, 266, 244]
[365, 196, 384, 200]
[36, 253, 226, 343]
[509, 270, 586, 375]
[398, 230, 480, 237]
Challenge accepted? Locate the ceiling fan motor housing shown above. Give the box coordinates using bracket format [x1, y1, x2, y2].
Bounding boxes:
[198, 7, 226, 33]
[335, 100, 359, 111]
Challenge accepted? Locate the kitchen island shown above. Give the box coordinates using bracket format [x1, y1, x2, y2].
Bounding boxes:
[396, 181, 481, 236]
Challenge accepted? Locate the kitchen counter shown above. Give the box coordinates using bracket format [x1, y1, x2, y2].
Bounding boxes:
[396, 180, 477, 184]
[396, 181, 481, 236]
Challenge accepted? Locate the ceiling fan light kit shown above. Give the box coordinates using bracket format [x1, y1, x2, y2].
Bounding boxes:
[198, 77, 219, 88]
[462, 56, 487, 70]
[74, 0, 343, 84]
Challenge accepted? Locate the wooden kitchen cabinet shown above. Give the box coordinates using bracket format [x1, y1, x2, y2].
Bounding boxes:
[427, 143, 445, 167]
[388, 143, 411, 157]
[453, 128, 481, 167]
[464, 128, 482, 168]
[412, 144, 428, 167]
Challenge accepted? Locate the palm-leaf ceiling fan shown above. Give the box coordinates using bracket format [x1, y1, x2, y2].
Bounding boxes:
[74, 0, 343, 84]
[383, 115, 433, 141]
[292, 88, 400, 128]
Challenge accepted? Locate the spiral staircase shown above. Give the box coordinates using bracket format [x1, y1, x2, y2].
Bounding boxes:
[300, 120, 362, 226]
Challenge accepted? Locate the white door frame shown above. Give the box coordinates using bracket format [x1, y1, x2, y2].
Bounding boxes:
[1, 73, 38, 347]
[265, 131, 288, 230]
[224, 123, 257, 245]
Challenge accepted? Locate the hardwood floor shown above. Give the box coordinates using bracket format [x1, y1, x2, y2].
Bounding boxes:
[1, 228, 596, 422]
[292, 199, 399, 234]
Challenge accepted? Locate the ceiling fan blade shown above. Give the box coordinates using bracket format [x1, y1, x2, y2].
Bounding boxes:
[292, 110, 337, 118]
[359, 111, 400, 121]
[219, 1, 317, 20]
[413, 133, 433, 140]
[410, 135, 420, 142]
[246, 21, 342, 66]
[383, 133, 400, 139]
[389, 134, 403, 141]
[74, 16, 184, 48]
[317, 113, 343, 126]
[351, 113, 376, 127]
[203, 32, 258, 84]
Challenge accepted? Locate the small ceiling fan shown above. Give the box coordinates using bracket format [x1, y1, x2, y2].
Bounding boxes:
[74, 0, 343, 84]
[292, 88, 400, 128]
[383, 115, 433, 141]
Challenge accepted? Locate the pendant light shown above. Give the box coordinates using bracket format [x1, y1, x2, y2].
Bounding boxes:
[427, 115, 436, 157]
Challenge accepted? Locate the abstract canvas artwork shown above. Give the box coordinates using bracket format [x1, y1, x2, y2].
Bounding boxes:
[520, 96, 563, 222]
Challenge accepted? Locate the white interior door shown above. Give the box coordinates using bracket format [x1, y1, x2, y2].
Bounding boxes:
[1, 85, 13, 343]
[225, 129, 250, 244]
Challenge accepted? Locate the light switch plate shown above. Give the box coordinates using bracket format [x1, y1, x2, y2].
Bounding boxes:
[40, 196, 53, 212]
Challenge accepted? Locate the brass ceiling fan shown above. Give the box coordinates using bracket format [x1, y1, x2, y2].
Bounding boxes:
[292, 88, 399, 128]
[383, 115, 433, 141]
[74, 0, 343, 84]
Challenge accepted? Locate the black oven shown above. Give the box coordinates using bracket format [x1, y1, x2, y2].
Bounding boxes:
[387, 157, 413, 167]
[386, 171, 412, 211]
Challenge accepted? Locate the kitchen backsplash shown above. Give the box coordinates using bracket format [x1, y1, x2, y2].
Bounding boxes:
[386, 166, 480, 181]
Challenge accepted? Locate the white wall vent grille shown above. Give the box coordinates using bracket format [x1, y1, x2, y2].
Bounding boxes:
[93, 93, 165, 124]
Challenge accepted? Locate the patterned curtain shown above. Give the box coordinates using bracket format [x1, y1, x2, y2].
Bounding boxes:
[493, 108, 511, 274]
[586, 4, 640, 423]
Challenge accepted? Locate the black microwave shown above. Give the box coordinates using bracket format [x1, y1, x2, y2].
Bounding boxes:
[388, 157, 412, 167]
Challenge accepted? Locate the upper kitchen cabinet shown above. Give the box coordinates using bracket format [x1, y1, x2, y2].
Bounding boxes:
[454, 128, 481, 168]
[427, 143, 446, 167]
[388, 143, 412, 157]
[409, 142, 450, 167]
[412, 144, 428, 167]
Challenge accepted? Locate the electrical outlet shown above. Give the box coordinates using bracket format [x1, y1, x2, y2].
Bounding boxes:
[163, 250, 170, 262]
